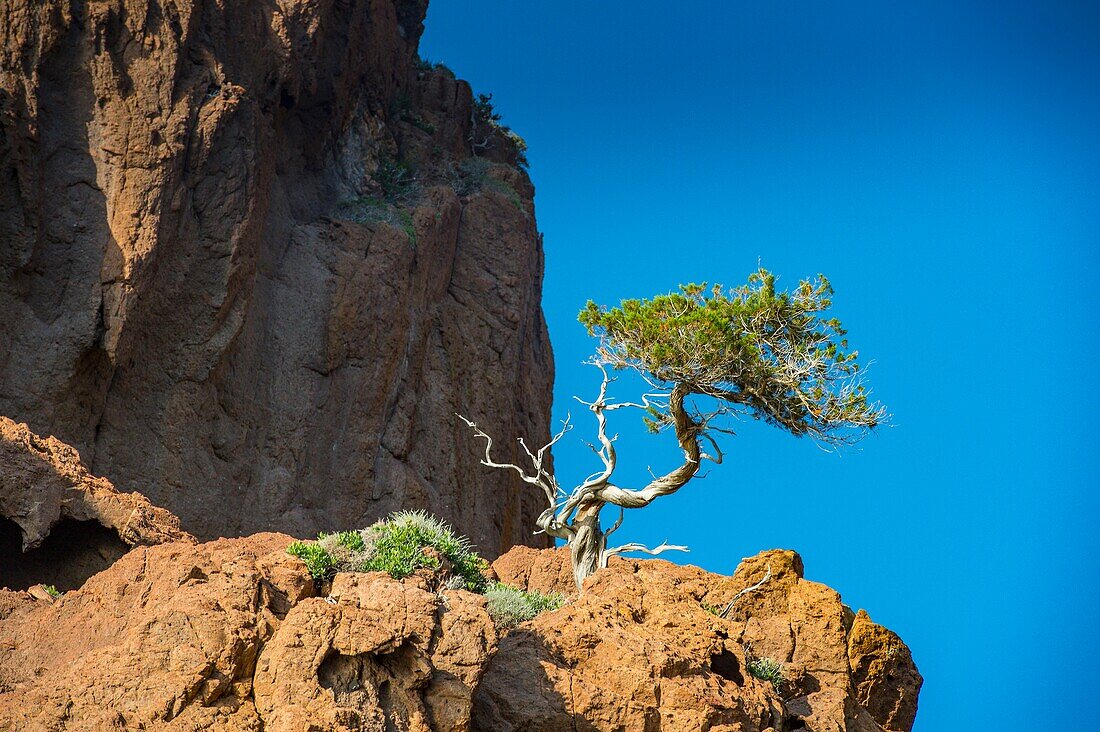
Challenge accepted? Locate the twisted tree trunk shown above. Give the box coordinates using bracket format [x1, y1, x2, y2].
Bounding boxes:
[569, 501, 605, 589]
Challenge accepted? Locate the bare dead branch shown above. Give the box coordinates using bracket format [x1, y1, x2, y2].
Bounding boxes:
[601, 541, 689, 566]
[718, 564, 772, 619]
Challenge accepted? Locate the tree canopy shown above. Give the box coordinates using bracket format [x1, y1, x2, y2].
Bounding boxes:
[579, 268, 886, 445]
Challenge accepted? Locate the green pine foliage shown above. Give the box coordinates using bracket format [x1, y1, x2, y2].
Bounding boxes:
[579, 268, 886, 444]
[483, 583, 565, 629]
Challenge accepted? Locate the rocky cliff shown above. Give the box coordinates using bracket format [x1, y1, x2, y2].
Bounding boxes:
[0, 0, 552, 554]
[0, 419, 921, 731]
[0, 531, 922, 732]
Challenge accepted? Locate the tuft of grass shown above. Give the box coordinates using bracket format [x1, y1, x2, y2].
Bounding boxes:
[358, 510, 486, 590]
[747, 656, 785, 690]
[701, 601, 723, 616]
[43, 585, 62, 600]
[484, 583, 565, 629]
[334, 195, 389, 224]
[286, 510, 488, 590]
[414, 57, 455, 78]
[334, 195, 417, 244]
[448, 158, 524, 211]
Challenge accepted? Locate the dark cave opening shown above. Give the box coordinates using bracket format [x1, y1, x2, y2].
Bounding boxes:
[710, 650, 745, 685]
[0, 516, 129, 592]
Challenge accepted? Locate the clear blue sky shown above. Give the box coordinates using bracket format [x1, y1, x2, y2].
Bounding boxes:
[421, 2, 1099, 729]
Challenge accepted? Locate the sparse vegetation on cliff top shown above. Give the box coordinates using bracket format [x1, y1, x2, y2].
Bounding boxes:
[288, 510, 489, 591]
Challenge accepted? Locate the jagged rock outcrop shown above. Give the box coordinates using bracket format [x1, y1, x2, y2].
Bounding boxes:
[483, 547, 923, 732]
[0, 415, 192, 591]
[254, 572, 496, 732]
[0, 528, 920, 731]
[0, 531, 497, 731]
[0, 533, 313, 731]
[0, 0, 552, 555]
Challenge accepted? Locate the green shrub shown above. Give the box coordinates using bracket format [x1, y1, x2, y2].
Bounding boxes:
[358, 510, 487, 590]
[285, 511, 488, 590]
[503, 129, 528, 167]
[333, 196, 416, 244]
[747, 656, 785, 690]
[287, 541, 336, 581]
[484, 583, 565, 629]
[43, 585, 61, 600]
[377, 157, 419, 203]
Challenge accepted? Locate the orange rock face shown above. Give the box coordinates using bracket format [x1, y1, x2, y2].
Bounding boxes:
[254, 572, 496, 732]
[0, 530, 921, 731]
[0, 533, 305, 731]
[0, 0, 552, 556]
[481, 547, 923, 732]
[489, 543, 577, 597]
[0, 533, 497, 731]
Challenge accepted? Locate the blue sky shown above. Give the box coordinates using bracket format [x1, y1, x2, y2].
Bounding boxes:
[421, 2, 1100, 729]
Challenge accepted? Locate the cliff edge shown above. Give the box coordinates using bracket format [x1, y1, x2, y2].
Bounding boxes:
[0, 415, 921, 730]
[0, 536, 921, 731]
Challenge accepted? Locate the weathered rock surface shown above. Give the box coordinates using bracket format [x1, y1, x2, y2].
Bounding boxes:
[488, 543, 576, 597]
[483, 547, 923, 732]
[0, 0, 553, 555]
[1, 415, 192, 590]
[254, 572, 495, 732]
[0, 532, 495, 731]
[0, 533, 304, 731]
[0, 532, 920, 731]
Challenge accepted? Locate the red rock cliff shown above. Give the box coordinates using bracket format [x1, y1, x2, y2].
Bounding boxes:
[0, 420, 921, 731]
[0, 0, 553, 554]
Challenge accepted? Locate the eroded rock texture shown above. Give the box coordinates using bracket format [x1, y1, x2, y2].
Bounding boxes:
[0, 527, 920, 731]
[0, 531, 496, 731]
[0, 0, 553, 555]
[0, 414, 191, 590]
[483, 547, 923, 732]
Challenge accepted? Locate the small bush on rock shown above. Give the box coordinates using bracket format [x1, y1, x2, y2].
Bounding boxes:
[286, 540, 336, 581]
[286, 511, 488, 590]
[359, 510, 487, 590]
[484, 583, 565, 629]
[747, 656, 785, 690]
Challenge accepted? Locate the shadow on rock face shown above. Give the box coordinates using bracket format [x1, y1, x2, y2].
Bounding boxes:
[0, 516, 128, 591]
[472, 628, 591, 732]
